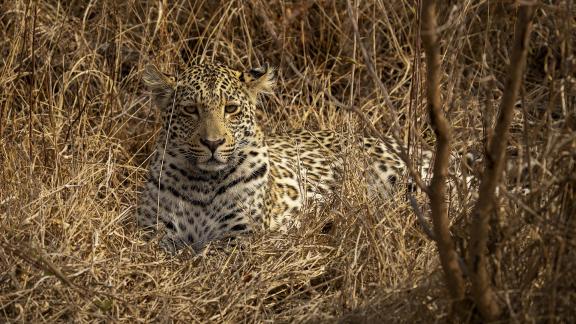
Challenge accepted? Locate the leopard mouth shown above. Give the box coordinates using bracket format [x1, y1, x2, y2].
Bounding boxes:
[196, 156, 229, 172]
[182, 149, 235, 172]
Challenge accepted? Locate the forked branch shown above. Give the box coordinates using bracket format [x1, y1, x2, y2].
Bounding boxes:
[468, 4, 536, 321]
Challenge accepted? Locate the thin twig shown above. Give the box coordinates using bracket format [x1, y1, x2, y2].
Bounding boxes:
[345, 0, 395, 111]
[27, 2, 37, 161]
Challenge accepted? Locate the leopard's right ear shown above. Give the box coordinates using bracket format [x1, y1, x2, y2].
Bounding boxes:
[240, 63, 275, 102]
[142, 64, 175, 108]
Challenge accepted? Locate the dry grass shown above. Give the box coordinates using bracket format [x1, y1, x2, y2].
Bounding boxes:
[1, 0, 574, 322]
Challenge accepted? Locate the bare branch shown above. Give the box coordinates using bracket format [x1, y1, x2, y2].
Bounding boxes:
[468, 4, 536, 321]
[420, 0, 467, 302]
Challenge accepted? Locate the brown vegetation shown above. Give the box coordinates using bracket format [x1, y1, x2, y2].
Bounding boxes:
[1, 0, 574, 322]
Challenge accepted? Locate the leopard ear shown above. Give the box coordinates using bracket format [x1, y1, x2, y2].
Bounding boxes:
[142, 64, 175, 108]
[240, 63, 275, 101]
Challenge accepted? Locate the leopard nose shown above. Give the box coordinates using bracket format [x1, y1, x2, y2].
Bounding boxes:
[200, 138, 225, 153]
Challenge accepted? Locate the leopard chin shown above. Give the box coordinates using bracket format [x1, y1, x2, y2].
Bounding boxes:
[196, 160, 229, 172]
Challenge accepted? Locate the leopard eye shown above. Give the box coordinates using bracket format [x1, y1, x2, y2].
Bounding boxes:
[224, 104, 240, 114]
[182, 104, 199, 116]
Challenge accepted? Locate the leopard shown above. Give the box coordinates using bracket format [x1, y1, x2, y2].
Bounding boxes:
[137, 62, 429, 253]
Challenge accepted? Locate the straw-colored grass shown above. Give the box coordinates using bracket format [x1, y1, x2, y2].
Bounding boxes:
[1, 1, 574, 322]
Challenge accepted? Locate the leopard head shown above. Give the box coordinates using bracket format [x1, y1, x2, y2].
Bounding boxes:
[143, 62, 274, 172]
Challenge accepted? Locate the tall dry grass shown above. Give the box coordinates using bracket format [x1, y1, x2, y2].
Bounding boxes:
[0, 0, 574, 322]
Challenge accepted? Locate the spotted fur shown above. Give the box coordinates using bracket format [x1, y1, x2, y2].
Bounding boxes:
[137, 62, 426, 252]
